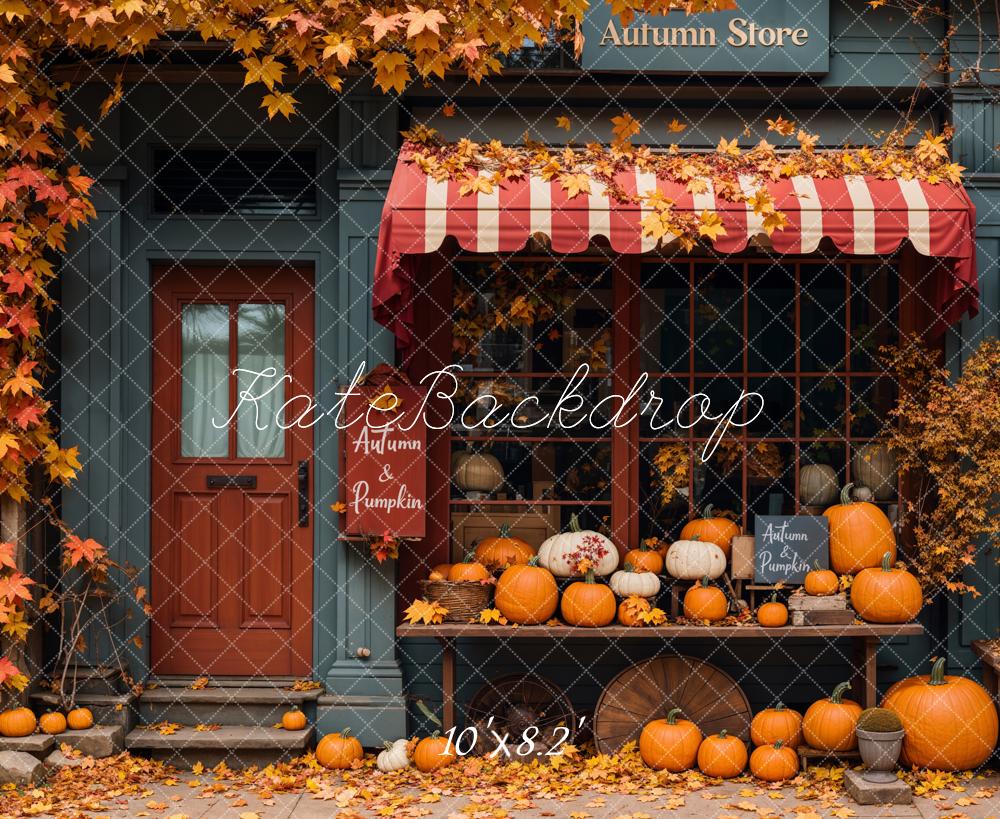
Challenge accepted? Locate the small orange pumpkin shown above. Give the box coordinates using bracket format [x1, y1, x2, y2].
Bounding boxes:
[447, 553, 490, 583]
[749, 740, 799, 782]
[823, 483, 896, 574]
[428, 570, 447, 582]
[757, 594, 788, 628]
[639, 707, 703, 772]
[315, 729, 363, 769]
[680, 504, 739, 559]
[624, 543, 664, 574]
[494, 557, 558, 625]
[682, 576, 728, 623]
[804, 564, 839, 596]
[750, 703, 803, 748]
[474, 525, 535, 571]
[66, 707, 93, 731]
[413, 735, 456, 772]
[851, 552, 922, 624]
[697, 729, 748, 778]
[802, 682, 862, 752]
[281, 708, 307, 731]
[0, 707, 36, 737]
[431, 563, 452, 577]
[617, 595, 652, 627]
[38, 712, 67, 735]
[560, 569, 616, 627]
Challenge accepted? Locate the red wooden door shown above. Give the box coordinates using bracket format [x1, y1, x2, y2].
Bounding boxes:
[151, 265, 314, 676]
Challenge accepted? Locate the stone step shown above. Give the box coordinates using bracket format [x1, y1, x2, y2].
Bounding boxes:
[136, 684, 322, 727]
[0, 734, 54, 761]
[125, 725, 313, 770]
[30, 691, 136, 734]
[60, 665, 121, 696]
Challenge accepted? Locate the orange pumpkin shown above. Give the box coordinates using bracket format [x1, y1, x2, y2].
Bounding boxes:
[639, 707, 703, 772]
[413, 735, 456, 772]
[750, 703, 803, 748]
[804, 565, 839, 596]
[281, 708, 307, 731]
[474, 525, 535, 571]
[802, 682, 862, 751]
[38, 711, 67, 735]
[66, 707, 93, 731]
[680, 504, 739, 559]
[316, 729, 363, 769]
[823, 483, 896, 574]
[624, 544, 664, 574]
[428, 570, 447, 582]
[447, 553, 490, 583]
[617, 595, 652, 627]
[682, 576, 728, 623]
[495, 557, 558, 625]
[851, 552, 922, 624]
[757, 595, 788, 628]
[882, 657, 999, 771]
[697, 729, 748, 778]
[0, 707, 36, 737]
[431, 563, 452, 577]
[560, 569, 616, 627]
[749, 740, 799, 782]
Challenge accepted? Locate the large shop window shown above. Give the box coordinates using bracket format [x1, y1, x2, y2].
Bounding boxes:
[438, 254, 905, 560]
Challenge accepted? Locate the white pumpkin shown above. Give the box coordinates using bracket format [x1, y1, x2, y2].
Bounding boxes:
[852, 443, 897, 501]
[376, 738, 411, 772]
[664, 538, 726, 580]
[537, 514, 619, 577]
[851, 484, 875, 503]
[799, 464, 839, 506]
[608, 564, 661, 598]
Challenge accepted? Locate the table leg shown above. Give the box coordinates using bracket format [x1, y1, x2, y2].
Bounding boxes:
[439, 637, 456, 732]
[853, 636, 878, 708]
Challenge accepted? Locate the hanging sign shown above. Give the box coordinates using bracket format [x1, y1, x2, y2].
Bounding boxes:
[753, 515, 829, 584]
[343, 384, 427, 538]
[580, 0, 830, 75]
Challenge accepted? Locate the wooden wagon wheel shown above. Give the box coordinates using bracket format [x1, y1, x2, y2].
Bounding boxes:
[593, 655, 752, 754]
[465, 674, 577, 756]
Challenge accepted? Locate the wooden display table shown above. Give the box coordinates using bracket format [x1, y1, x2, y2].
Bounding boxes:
[396, 623, 924, 731]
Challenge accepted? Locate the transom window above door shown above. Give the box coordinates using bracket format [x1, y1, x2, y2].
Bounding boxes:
[180, 301, 287, 459]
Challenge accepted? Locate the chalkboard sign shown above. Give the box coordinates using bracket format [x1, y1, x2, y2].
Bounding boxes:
[753, 515, 829, 584]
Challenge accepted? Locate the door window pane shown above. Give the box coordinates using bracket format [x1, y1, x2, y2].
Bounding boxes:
[237, 303, 286, 458]
[181, 304, 230, 458]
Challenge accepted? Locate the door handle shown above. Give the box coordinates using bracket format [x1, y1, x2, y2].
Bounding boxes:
[297, 460, 309, 527]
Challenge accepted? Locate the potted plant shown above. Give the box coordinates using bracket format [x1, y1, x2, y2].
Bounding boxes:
[855, 707, 905, 782]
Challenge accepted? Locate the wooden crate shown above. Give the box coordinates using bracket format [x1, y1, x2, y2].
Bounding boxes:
[788, 592, 848, 611]
[792, 609, 857, 626]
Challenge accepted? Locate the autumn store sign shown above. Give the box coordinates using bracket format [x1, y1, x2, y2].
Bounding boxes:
[580, 0, 830, 75]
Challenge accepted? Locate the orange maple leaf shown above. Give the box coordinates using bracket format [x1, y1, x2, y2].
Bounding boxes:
[64, 535, 105, 567]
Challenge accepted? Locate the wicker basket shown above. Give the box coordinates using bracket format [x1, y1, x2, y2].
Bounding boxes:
[418, 580, 493, 622]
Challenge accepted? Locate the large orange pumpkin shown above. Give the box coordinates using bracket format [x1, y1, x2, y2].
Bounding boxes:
[66, 707, 93, 730]
[802, 682, 862, 751]
[823, 483, 896, 574]
[38, 711, 67, 735]
[0, 707, 36, 737]
[474, 525, 535, 571]
[315, 729, 363, 769]
[697, 729, 748, 778]
[804, 566, 839, 596]
[624, 543, 664, 574]
[682, 576, 728, 623]
[448, 553, 490, 583]
[882, 657, 999, 771]
[560, 570, 616, 627]
[749, 740, 799, 782]
[851, 552, 922, 624]
[680, 504, 739, 559]
[639, 708, 703, 772]
[750, 703, 803, 748]
[413, 735, 456, 772]
[494, 557, 558, 625]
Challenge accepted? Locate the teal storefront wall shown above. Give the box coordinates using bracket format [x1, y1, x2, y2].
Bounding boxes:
[54, 0, 997, 745]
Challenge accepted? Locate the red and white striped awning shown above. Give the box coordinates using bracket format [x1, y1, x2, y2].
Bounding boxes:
[373, 156, 978, 351]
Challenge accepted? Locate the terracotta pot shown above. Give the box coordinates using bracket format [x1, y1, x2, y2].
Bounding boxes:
[856, 728, 904, 783]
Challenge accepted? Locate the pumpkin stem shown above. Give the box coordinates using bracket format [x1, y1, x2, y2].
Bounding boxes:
[830, 681, 852, 704]
[568, 513, 582, 533]
[666, 707, 683, 724]
[880, 552, 893, 572]
[839, 483, 855, 505]
[341, 727, 352, 737]
[462, 551, 476, 563]
[527, 556, 541, 567]
[584, 567, 596, 584]
[700, 575, 711, 588]
[768, 592, 779, 603]
[703, 504, 715, 519]
[773, 739, 785, 749]
[383, 740, 394, 750]
[623, 563, 635, 573]
[718, 729, 728, 739]
[929, 657, 948, 685]
[774, 703, 785, 712]
[498, 524, 511, 538]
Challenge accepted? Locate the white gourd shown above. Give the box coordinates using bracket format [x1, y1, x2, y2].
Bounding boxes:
[799, 464, 839, 506]
[608, 565, 661, 598]
[376, 738, 411, 772]
[537, 514, 619, 577]
[665, 538, 727, 580]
